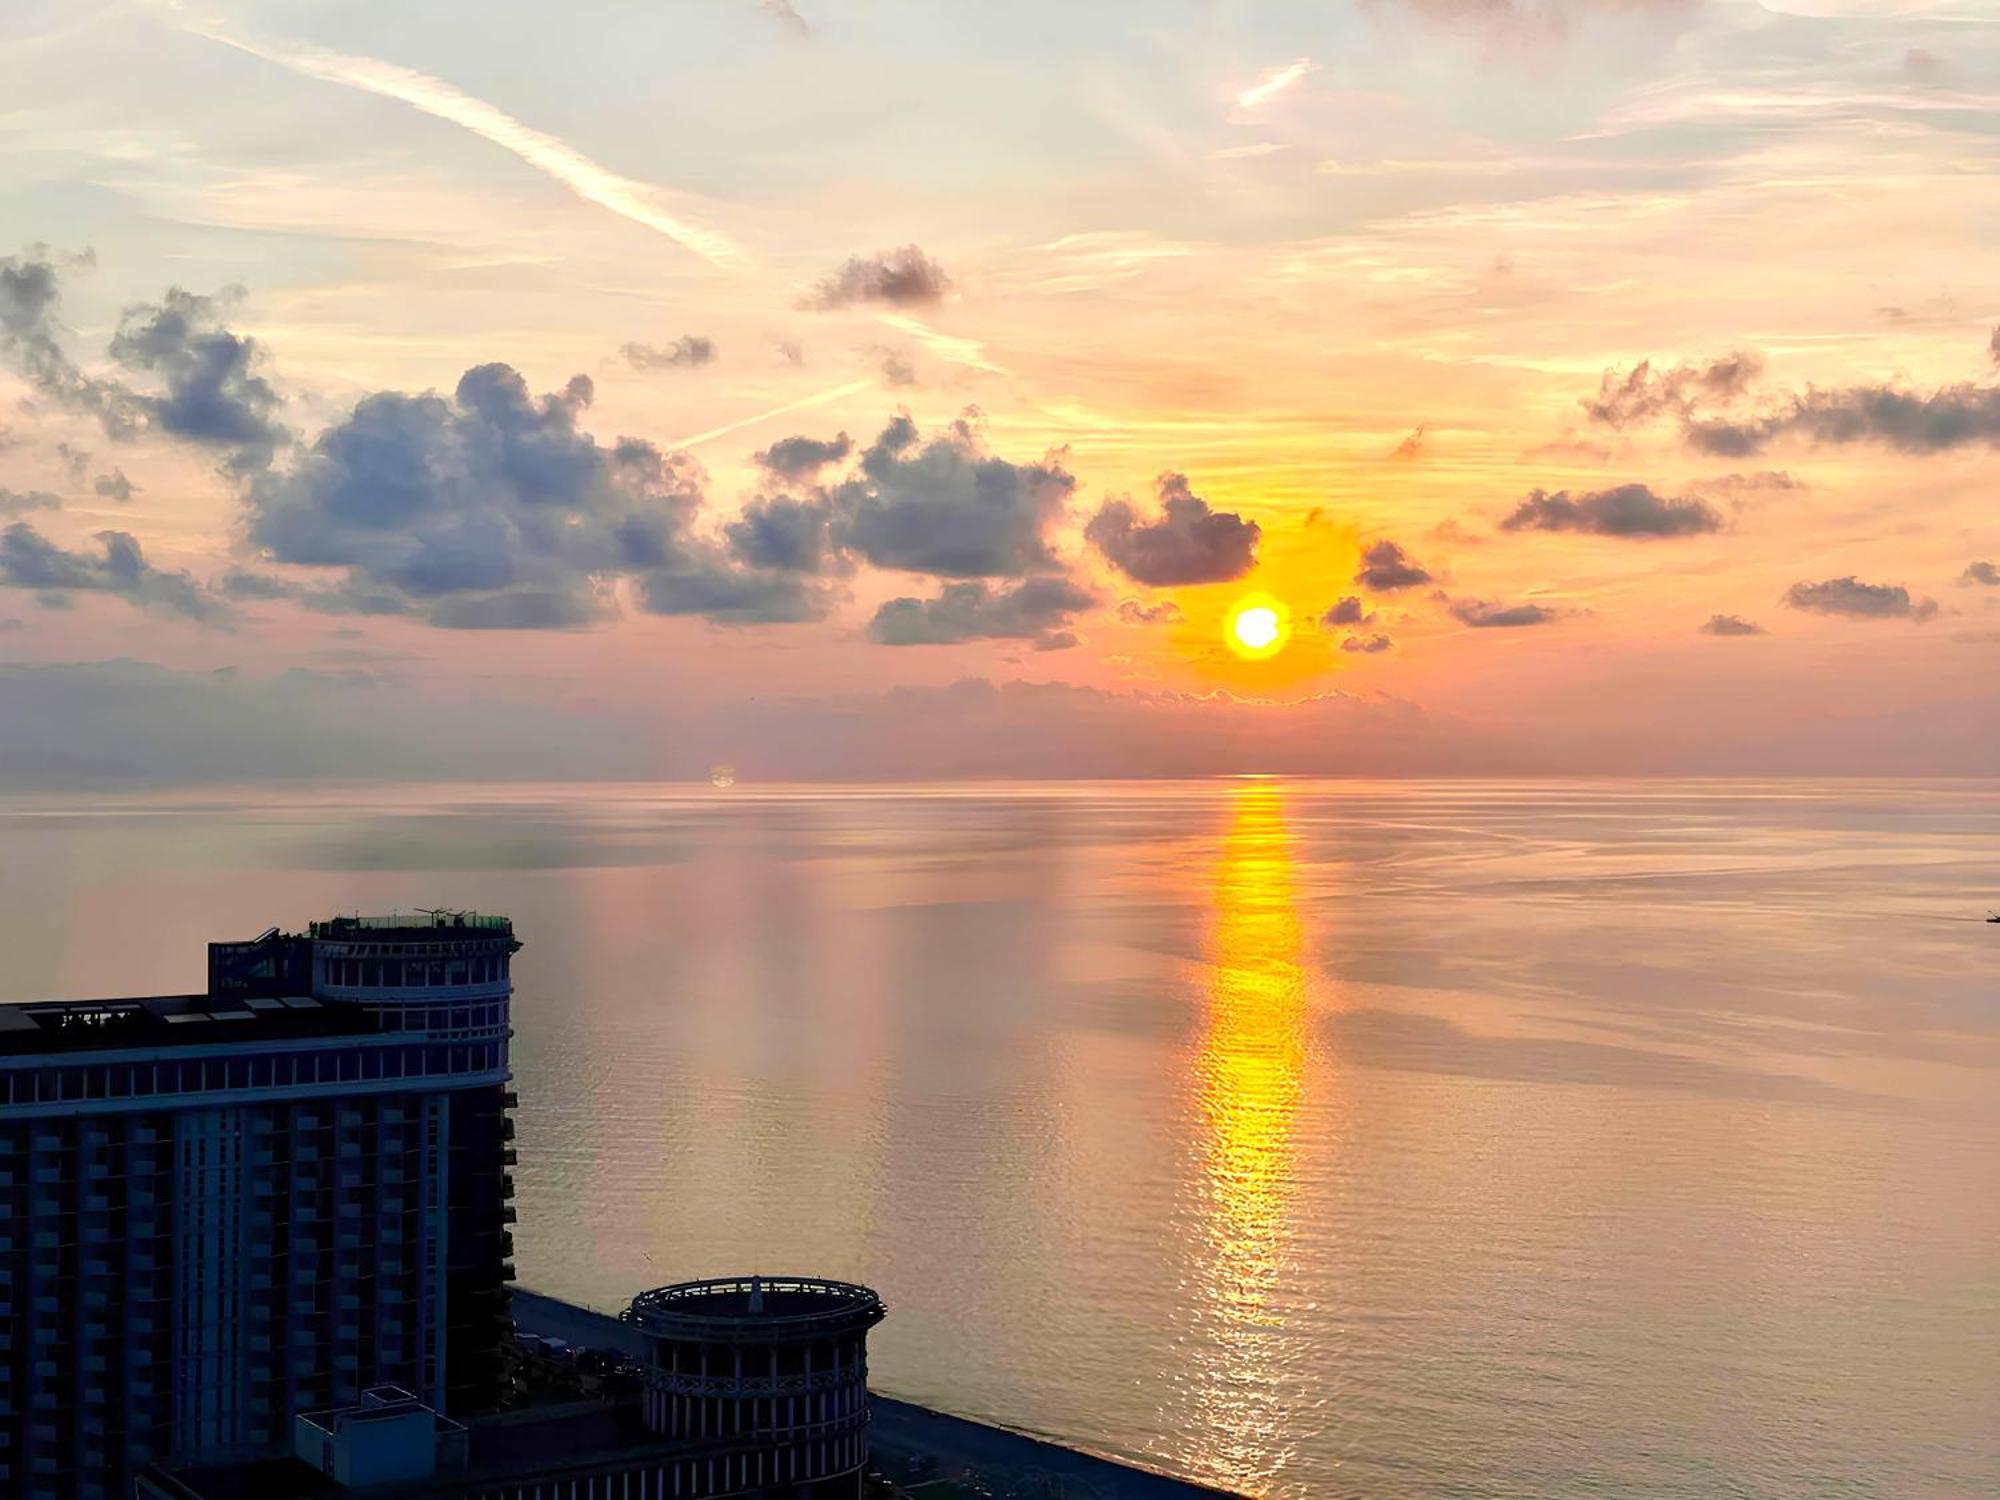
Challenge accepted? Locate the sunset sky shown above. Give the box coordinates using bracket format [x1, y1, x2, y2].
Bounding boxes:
[1, 0, 1996, 781]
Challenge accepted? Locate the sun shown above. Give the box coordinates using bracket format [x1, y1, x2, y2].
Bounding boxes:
[1224, 594, 1291, 661]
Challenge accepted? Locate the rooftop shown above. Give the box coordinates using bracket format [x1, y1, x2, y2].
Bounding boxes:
[0, 993, 366, 1056]
[625, 1276, 887, 1342]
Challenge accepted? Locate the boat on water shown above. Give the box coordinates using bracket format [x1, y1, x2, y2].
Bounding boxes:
[1989, 911, 2000, 924]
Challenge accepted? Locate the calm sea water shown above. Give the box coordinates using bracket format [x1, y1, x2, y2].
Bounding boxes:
[2, 780, 1995, 1497]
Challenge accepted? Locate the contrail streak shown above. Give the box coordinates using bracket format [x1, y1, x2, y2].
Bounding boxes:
[668, 380, 873, 450]
[169, 11, 743, 267]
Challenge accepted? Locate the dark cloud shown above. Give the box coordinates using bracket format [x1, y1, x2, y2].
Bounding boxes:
[620, 336, 715, 370]
[1085, 473, 1259, 586]
[754, 431, 853, 481]
[1322, 596, 1374, 627]
[1117, 598, 1182, 625]
[1500, 482, 1722, 538]
[1688, 382, 2000, 457]
[1354, 539, 1433, 591]
[1700, 614, 1765, 636]
[830, 414, 1073, 578]
[0, 248, 142, 434]
[869, 576, 1094, 648]
[1962, 561, 1999, 586]
[1450, 597, 1562, 628]
[806, 246, 953, 310]
[1340, 632, 1393, 653]
[243, 362, 803, 629]
[724, 495, 836, 573]
[877, 350, 918, 387]
[1784, 576, 1937, 620]
[93, 469, 137, 502]
[106, 287, 287, 475]
[0, 520, 223, 621]
[0, 488, 61, 516]
[639, 566, 831, 625]
[1585, 351, 1763, 428]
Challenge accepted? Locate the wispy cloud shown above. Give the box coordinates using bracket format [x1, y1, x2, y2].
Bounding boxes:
[878, 314, 1005, 374]
[168, 10, 743, 267]
[1237, 58, 1318, 110]
[667, 380, 873, 450]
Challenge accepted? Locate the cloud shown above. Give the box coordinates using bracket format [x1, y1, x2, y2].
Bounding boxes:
[877, 349, 918, 387]
[1991, 325, 2000, 368]
[93, 469, 137, 502]
[1085, 473, 1259, 586]
[1700, 614, 1766, 636]
[760, 0, 809, 35]
[0, 488, 61, 517]
[724, 494, 836, 573]
[0, 253, 286, 472]
[755, 431, 852, 480]
[829, 414, 1074, 578]
[1322, 596, 1374, 627]
[1237, 58, 1318, 109]
[0, 248, 143, 434]
[1499, 482, 1722, 537]
[1354, 539, 1433, 591]
[1450, 597, 1563, 628]
[806, 247, 952, 310]
[1585, 351, 1763, 428]
[244, 362, 804, 629]
[869, 576, 1094, 648]
[1688, 382, 2000, 456]
[0, 521, 224, 621]
[1783, 576, 1937, 620]
[1389, 425, 1427, 461]
[1963, 561, 1999, 586]
[107, 287, 288, 475]
[620, 336, 715, 370]
[1341, 632, 1394, 653]
[180, 21, 741, 266]
[1117, 598, 1182, 625]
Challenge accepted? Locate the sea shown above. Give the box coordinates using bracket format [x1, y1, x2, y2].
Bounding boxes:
[2, 779, 1994, 1497]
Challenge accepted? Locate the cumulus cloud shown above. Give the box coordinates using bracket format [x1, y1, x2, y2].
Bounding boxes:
[0, 248, 143, 435]
[1687, 383, 2000, 456]
[869, 576, 1094, 648]
[1354, 539, 1433, 591]
[0, 521, 223, 621]
[620, 335, 715, 370]
[1783, 576, 1937, 620]
[806, 246, 952, 310]
[1450, 597, 1563, 628]
[1963, 561, 1999, 586]
[1585, 351, 1763, 429]
[0, 488, 61, 516]
[1500, 483, 1722, 538]
[829, 414, 1074, 578]
[1117, 598, 1182, 625]
[1322, 596, 1374, 627]
[106, 287, 287, 475]
[724, 495, 836, 573]
[93, 469, 137, 502]
[1085, 473, 1259, 586]
[755, 431, 853, 481]
[1700, 614, 1765, 636]
[243, 362, 811, 629]
[1341, 632, 1393, 653]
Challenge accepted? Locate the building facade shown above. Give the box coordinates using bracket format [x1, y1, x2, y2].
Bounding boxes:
[0, 912, 518, 1500]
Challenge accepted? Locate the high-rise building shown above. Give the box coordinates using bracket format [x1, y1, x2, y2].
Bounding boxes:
[0, 912, 519, 1500]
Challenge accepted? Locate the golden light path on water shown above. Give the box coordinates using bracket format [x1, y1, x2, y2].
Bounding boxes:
[1174, 781, 1314, 1492]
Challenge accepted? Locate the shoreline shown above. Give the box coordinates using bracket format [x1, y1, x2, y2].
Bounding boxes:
[512, 1288, 1245, 1499]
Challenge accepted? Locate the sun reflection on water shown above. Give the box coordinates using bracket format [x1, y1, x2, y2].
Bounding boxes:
[1169, 781, 1314, 1492]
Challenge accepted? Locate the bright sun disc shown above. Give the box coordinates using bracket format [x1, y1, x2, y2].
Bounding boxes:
[1225, 595, 1291, 660]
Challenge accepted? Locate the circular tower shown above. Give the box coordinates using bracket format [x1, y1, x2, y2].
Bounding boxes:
[624, 1276, 887, 1498]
